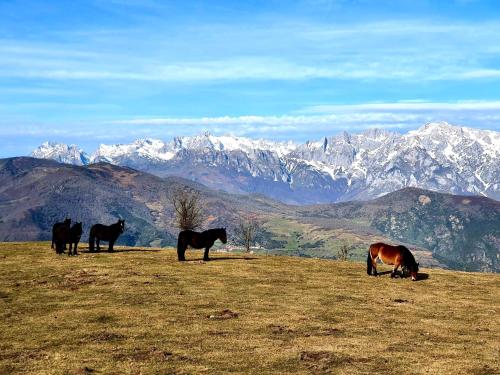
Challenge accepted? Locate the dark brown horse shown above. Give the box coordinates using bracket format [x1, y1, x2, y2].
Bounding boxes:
[53, 219, 71, 254]
[52, 218, 71, 250]
[177, 228, 227, 261]
[367, 242, 419, 281]
[88, 219, 125, 252]
[68, 222, 83, 256]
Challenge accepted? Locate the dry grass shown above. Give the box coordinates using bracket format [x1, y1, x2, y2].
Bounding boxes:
[0, 242, 499, 375]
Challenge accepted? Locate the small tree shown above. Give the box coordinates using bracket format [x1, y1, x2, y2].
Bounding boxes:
[337, 241, 351, 261]
[170, 188, 204, 231]
[235, 215, 259, 252]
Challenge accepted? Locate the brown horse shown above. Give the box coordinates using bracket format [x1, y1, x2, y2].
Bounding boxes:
[367, 242, 419, 281]
[177, 228, 227, 261]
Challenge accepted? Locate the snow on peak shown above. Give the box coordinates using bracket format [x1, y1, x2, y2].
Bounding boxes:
[92, 138, 175, 162]
[32, 141, 89, 166]
[29, 123, 500, 201]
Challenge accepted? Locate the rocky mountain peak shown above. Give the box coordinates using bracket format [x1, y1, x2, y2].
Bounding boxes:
[30, 123, 500, 203]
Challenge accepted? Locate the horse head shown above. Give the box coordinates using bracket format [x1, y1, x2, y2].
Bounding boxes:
[413, 262, 420, 281]
[118, 219, 125, 233]
[64, 217, 71, 226]
[219, 228, 227, 244]
[408, 261, 419, 281]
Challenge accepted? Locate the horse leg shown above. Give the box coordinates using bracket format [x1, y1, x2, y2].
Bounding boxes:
[108, 240, 114, 252]
[177, 246, 186, 261]
[96, 238, 101, 252]
[391, 263, 400, 278]
[74, 241, 79, 255]
[372, 257, 378, 276]
[177, 236, 186, 261]
[68, 242, 72, 256]
[203, 246, 211, 261]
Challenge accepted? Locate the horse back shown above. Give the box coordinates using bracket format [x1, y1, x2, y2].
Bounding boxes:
[178, 230, 207, 249]
[371, 242, 403, 265]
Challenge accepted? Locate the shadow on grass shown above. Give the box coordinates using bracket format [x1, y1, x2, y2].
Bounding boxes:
[373, 270, 430, 281]
[416, 272, 430, 281]
[81, 248, 162, 253]
[209, 256, 260, 261]
[183, 256, 260, 262]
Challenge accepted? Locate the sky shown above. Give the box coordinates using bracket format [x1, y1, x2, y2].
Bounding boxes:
[1, 0, 500, 156]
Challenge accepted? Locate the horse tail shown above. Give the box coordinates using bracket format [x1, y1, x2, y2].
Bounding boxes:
[366, 247, 373, 275]
[88, 227, 95, 252]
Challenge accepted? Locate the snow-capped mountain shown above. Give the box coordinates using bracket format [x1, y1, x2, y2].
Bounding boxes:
[31, 122, 500, 203]
[31, 141, 90, 166]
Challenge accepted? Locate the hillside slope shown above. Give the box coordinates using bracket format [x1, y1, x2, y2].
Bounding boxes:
[0, 157, 498, 272]
[0, 157, 282, 246]
[0, 243, 498, 374]
[298, 188, 500, 272]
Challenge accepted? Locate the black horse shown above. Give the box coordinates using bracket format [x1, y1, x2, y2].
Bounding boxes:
[52, 218, 71, 250]
[53, 219, 71, 255]
[177, 228, 227, 261]
[68, 222, 83, 256]
[88, 219, 125, 252]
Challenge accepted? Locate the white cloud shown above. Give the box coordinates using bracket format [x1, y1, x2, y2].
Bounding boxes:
[301, 100, 500, 113]
[1, 19, 500, 83]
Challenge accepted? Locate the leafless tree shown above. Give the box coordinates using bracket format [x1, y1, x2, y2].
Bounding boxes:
[235, 215, 259, 252]
[170, 187, 204, 231]
[337, 241, 351, 261]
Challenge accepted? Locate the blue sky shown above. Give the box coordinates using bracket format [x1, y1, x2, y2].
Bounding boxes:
[1, 0, 500, 156]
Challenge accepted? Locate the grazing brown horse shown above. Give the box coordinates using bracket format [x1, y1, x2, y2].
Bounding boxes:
[367, 242, 419, 281]
[177, 228, 227, 261]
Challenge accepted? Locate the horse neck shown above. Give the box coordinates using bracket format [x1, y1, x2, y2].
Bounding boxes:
[207, 229, 221, 241]
[402, 248, 415, 268]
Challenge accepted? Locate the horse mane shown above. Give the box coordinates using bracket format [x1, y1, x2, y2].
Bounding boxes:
[208, 227, 225, 233]
[399, 246, 418, 271]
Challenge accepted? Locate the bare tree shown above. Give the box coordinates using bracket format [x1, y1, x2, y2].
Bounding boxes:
[170, 188, 204, 231]
[337, 241, 351, 261]
[235, 215, 259, 252]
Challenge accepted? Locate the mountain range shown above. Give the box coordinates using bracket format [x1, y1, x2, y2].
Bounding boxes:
[32, 122, 500, 204]
[1, 157, 498, 272]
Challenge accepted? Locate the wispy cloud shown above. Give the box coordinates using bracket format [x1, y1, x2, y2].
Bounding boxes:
[301, 100, 500, 113]
[1, 19, 500, 83]
[106, 100, 500, 136]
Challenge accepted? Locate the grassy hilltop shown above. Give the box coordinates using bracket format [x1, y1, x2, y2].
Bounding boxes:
[0, 243, 499, 374]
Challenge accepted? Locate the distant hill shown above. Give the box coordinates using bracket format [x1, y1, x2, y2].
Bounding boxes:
[298, 188, 500, 272]
[0, 157, 498, 272]
[0, 157, 284, 246]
